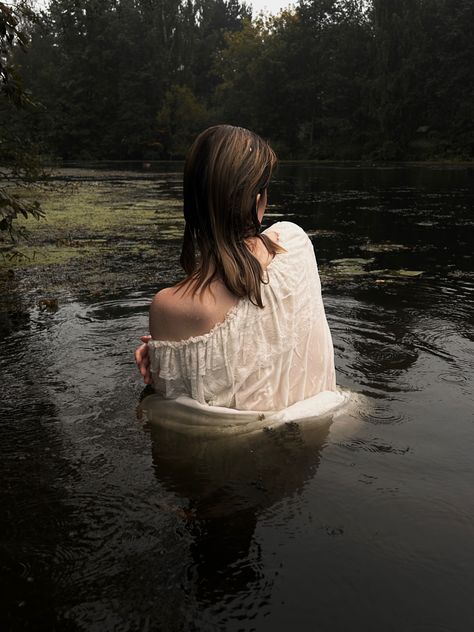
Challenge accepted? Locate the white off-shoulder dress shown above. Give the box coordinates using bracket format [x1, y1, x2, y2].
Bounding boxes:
[147, 221, 340, 416]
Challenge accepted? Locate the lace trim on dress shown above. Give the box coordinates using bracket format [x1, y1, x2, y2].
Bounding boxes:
[146, 221, 335, 409]
[147, 244, 288, 350]
[148, 299, 244, 349]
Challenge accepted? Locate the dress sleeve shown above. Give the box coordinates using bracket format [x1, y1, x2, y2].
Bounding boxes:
[270, 221, 317, 269]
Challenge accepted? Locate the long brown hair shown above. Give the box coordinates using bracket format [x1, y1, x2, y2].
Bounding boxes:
[176, 124, 284, 308]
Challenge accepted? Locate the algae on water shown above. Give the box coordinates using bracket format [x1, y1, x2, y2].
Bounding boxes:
[327, 257, 375, 276]
[372, 269, 424, 278]
[1, 174, 183, 270]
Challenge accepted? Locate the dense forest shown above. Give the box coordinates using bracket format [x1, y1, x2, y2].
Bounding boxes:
[2, 0, 474, 162]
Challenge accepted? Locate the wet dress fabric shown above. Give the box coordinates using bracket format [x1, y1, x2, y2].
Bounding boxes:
[147, 221, 340, 416]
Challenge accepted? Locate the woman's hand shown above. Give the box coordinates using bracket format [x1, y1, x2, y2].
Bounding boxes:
[135, 335, 153, 385]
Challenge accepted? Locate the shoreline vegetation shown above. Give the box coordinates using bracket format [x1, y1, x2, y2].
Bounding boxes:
[3, 0, 474, 164]
[49, 159, 474, 166]
[1, 0, 473, 244]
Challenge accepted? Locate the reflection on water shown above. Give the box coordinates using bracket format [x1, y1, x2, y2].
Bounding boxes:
[149, 419, 330, 610]
[1, 163, 474, 631]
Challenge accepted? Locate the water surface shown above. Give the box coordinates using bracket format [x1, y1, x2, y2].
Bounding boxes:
[1, 162, 473, 631]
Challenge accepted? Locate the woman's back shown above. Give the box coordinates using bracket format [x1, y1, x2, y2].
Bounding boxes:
[149, 228, 279, 342]
[148, 221, 336, 412]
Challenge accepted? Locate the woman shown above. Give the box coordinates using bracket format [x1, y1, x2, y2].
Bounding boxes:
[135, 125, 341, 418]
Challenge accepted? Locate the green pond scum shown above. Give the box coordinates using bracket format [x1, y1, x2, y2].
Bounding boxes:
[0, 172, 185, 302]
[1, 170, 427, 297]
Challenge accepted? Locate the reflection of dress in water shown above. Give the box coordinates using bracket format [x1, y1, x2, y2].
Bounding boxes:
[147, 222, 340, 414]
[148, 414, 330, 611]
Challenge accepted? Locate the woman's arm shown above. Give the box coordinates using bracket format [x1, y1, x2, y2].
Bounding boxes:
[135, 289, 179, 385]
[135, 289, 179, 384]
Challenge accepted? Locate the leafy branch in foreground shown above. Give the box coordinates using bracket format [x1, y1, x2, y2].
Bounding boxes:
[0, 0, 46, 246]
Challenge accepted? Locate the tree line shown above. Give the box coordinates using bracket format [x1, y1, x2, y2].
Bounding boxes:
[3, 0, 474, 163]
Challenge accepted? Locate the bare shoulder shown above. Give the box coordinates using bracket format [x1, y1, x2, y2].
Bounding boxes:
[149, 287, 176, 324]
[150, 286, 197, 342]
[149, 282, 237, 342]
[150, 286, 179, 313]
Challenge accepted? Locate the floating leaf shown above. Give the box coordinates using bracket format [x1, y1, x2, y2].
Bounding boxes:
[362, 243, 409, 253]
[328, 257, 375, 277]
[396, 270, 424, 277]
[372, 269, 424, 278]
[331, 257, 374, 265]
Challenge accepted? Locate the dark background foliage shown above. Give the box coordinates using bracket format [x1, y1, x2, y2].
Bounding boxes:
[2, 0, 474, 164]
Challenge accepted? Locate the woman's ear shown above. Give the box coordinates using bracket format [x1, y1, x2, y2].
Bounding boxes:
[256, 191, 267, 222]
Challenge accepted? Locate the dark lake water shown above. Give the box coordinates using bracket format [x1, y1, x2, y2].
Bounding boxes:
[1, 162, 474, 631]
